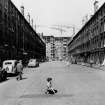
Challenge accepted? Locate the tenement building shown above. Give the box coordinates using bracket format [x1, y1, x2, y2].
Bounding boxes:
[68, 2, 105, 65]
[54, 37, 70, 61]
[43, 36, 55, 61]
[0, 0, 46, 63]
[43, 35, 71, 61]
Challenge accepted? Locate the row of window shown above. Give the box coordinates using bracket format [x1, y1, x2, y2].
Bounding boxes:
[0, 0, 45, 54]
[70, 33, 105, 55]
[69, 3, 105, 54]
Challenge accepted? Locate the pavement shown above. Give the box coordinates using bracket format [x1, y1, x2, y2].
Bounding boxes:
[76, 62, 105, 70]
[1, 61, 105, 105]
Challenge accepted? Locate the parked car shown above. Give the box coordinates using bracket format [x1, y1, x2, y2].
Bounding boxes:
[28, 59, 39, 67]
[2, 60, 18, 74]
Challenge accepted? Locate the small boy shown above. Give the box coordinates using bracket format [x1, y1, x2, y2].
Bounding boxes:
[46, 77, 57, 94]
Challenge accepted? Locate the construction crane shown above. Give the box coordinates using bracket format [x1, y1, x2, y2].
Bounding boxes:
[49, 26, 66, 35]
[35, 24, 76, 37]
[35, 25, 66, 35]
[50, 25, 75, 36]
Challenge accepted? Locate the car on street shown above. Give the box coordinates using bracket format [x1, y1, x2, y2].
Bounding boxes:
[28, 59, 39, 67]
[2, 60, 18, 74]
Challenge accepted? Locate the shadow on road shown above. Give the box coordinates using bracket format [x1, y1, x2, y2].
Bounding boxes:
[20, 93, 74, 99]
[7, 73, 18, 77]
[21, 77, 27, 80]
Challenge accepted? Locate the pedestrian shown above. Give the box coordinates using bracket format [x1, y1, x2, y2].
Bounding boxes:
[66, 61, 69, 66]
[90, 59, 94, 67]
[16, 60, 23, 80]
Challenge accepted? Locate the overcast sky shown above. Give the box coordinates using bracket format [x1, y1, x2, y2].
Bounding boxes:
[11, 0, 105, 37]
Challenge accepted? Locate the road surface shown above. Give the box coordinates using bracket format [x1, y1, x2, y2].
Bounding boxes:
[0, 61, 105, 105]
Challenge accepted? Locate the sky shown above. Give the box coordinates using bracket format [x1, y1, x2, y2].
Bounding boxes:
[11, 0, 105, 37]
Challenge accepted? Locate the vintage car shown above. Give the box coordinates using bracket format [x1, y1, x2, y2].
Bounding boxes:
[2, 60, 18, 74]
[28, 59, 39, 67]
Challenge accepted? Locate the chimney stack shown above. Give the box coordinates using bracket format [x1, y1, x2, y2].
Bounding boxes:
[20, 5, 24, 16]
[82, 18, 85, 26]
[34, 24, 36, 31]
[94, 0, 98, 13]
[85, 15, 88, 22]
[31, 19, 33, 28]
[27, 13, 30, 24]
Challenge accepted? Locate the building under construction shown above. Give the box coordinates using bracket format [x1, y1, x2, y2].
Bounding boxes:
[0, 0, 46, 64]
[43, 35, 71, 61]
[68, 2, 105, 65]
